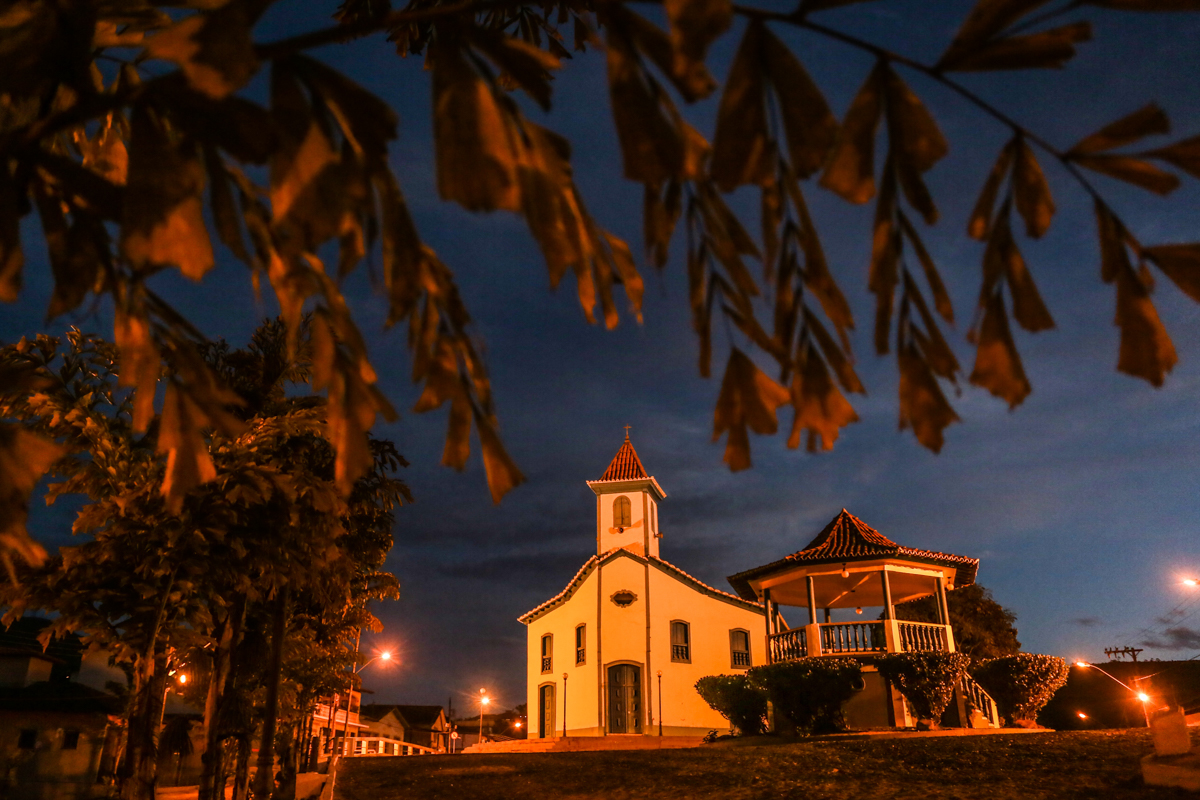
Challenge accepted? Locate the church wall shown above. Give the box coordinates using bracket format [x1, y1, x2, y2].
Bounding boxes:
[525, 569, 600, 737]
[647, 566, 766, 736]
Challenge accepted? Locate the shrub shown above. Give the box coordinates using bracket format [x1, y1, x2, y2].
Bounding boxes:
[876, 652, 971, 730]
[695, 675, 768, 735]
[972, 654, 1070, 727]
[747, 658, 862, 733]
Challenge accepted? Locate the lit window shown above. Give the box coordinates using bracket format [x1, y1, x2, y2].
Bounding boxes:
[730, 630, 751, 668]
[671, 621, 691, 662]
[541, 634, 553, 673]
[575, 625, 586, 665]
[613, 496, 631, 528]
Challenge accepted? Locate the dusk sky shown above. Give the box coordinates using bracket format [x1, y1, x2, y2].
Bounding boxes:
[5, 2, 1200, 716]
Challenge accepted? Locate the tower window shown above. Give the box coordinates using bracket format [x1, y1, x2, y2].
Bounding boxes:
[671, 621, 691, 662]
[613, 496, 631, 528]
[730, 629, 751, 668]
[541, 634, 553, 673]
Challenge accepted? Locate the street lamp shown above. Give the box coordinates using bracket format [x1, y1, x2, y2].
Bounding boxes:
[1183, 578, 1198, 587]
[338, 648, 395, 755]
[478, 689, 490, 745]
[1075, 661, 1152, 722]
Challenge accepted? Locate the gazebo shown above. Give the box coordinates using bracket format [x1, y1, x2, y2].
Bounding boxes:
[727, 509, 999, 728]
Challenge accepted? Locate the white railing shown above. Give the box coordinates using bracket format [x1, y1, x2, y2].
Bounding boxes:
[898, 621, 948, 653]
[344, 737, 436, 757]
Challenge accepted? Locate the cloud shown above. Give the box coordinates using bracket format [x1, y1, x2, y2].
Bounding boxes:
[1072, 617, 1101, 627]
[1141, 627, 1200, 650]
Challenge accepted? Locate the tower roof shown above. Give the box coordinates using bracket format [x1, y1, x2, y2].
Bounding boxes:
[598, 433, 648, 481]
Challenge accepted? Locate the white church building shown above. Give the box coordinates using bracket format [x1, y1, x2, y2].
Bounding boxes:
[519, 435, 765, 738]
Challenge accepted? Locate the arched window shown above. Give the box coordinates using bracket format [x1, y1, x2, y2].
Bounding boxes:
[670, 620, 691, 662]
[613, 496, 631, 528]
[541, 634, 553, 673]
[730, 629, 751, 668]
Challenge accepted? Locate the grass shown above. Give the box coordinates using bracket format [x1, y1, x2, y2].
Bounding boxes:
[335, 729, 1194, 800]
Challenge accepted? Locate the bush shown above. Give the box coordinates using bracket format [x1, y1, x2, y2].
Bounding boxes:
[747, 658, 862, 733]
[876, 652, 971, 730]
[695, 675, 768, 735]
[972, 654, 1070, 727]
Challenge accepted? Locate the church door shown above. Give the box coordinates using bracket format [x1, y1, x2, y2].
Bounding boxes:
[607, 664, 642, 733]
[538, 684, 555, 738]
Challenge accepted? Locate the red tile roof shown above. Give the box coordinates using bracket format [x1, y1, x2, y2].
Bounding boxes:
[726, 509, 979, 600]
[598, 434, 649, 481]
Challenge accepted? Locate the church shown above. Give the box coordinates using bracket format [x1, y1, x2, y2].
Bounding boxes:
[519, 434, 765, 738]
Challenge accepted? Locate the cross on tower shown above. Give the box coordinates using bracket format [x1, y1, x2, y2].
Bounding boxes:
[623, 425, 632, 440]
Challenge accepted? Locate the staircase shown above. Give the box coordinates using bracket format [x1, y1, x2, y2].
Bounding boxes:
[960, 673, 1001, 728]
[462, 736, 706, 755]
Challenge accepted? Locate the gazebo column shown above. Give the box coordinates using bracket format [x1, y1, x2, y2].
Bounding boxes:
[763, 589, 774, 664]
[804, 576, 822, 656]
[936, 577, 957, 652]
[880, 569, 902, 653]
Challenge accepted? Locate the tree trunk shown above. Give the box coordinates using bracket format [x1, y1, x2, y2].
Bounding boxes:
[200, 599, 239, 800]
[274, 722, 297, 800]
[232, 734, 251, 800]
[251, 588, 289, 800]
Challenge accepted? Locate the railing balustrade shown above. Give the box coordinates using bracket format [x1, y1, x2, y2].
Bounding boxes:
[960, 673, 1000, 727]
[898, 622, 947, 653]
[820, 622, 886, 654]
[541, 656, 552, 672]
[767, 628, 807, 662]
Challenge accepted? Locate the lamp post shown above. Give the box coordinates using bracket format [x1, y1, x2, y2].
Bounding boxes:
[562, 673, 568, 738]
[339, 649, 393, 756]
[656, 671, 663, 737]
[478, 689, 490, 745]
[1075, 661, 1151, 725]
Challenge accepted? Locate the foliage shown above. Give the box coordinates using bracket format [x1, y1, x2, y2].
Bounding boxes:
[893, 584, 1020, 660]
[972, 653, 1070, 726]
[747, 657, 862, 733]
[875, 652, 971, 729]
[694, 674, 767, 736]
[3, 0, 1200, 570]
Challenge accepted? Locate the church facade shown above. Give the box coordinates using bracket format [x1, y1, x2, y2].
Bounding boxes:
[519, 435, 765, 738]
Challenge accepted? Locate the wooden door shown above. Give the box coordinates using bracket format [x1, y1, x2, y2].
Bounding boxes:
[538, 684, 555, 738]
[607, 664, 641, 733]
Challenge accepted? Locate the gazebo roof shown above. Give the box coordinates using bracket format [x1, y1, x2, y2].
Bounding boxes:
[727, 509, 978, 601]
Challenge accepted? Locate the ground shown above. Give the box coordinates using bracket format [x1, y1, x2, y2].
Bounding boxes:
[334, 730, 1196, 799]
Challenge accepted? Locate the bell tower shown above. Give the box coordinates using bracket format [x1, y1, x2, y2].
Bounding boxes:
[586, 431, 667, 558]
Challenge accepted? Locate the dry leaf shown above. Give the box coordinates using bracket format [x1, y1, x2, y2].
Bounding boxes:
[787, 345, 858, 452]
[157, 381, 217, 511]
[938, 0, 1054, 68]
[897, 211, 954, 323]
[0, 425, 62, 578]
[761, 26, 837, 179]
[113, 306, 160, 432]
[883, 67, 948, 173]
[1114, 259, 1177, 385]
[898, 342, 959, 452]
[663, 0, 730, 102]
[143, 1, 258, 100]
[869, 162, 899, 354]
[939, 22, 1092, 71]
[969, 140, 1016, 241]
[1012, 138, 1054, 238]
[710, 22, 770, 191]
[712, 348, 790, 471]
[476, 412, 525, 504]
[820, 61, 884, 204]
[1068, 103, 1170, 156]
[1144, 243, 1200, 303]
[985, 209, 1054, 332]
[1146, 134, 1200, 180]
[969, 290, 1031, 408]
[1072, 154, 1180, 195]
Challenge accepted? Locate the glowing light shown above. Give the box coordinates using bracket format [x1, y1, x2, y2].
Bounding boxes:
[841, 565, 850, 578]
[1077, 712, 1088, 720]
[1138, 692, 1150, 703]
[1185, 579, 1198, 587]
[481, 696, 490, 706]
[380, 651, 392, 661]
[1075, 661, 1090, 668]
[855, 607, 863, 615]
[178, 674, 188, 684]
[514, 721, 522, 728]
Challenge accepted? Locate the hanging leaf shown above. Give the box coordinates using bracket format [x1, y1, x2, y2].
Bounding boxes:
[1068, 103, 1170, 156]
[938, 0, 1054, 68]
[1145, 134, 1200, 179]
[204, 147, 251, 266]
[663, 0, 731, 103]
[903, 274, 960, 381]
[712, 348, 790, 471]
[820, 61, 884, 204]
[788, 177, 855, 339]
[157, 381, 218, 511]
[1144, 243, 1200, 303]
[1012, 138, 1054, 238]
[0, 172, 23, 303]
[143, 1, 258, 100]
[1114, 259, 1177, 386]
[969, 140, 1016, 240]
[1094, 200, 1130, 284]
[787, 344, 858, 452]
[120, 103, 214, 280]
[113, 306, 160, 433]
[1071, 154, 1180, 195]
[987, 210, 1055, 331]
[938, 22, 1092, 71]
[431, 42, 520, 211]
[0, 425, 62, 578]
[896, 212, 953, 323]
[476, 412, 525, 504]
[883, 67, 948, 174]
[969, 290, 1031, 408]
[805, 308, 865, 394]
[761, 26, 837, 179]
[897, 342, 959, 452]
[869, 162, 899, 354]
[710, 21, 770, 191]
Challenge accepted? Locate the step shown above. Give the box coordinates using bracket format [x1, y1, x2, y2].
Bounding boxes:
[462, 736, 705, 755]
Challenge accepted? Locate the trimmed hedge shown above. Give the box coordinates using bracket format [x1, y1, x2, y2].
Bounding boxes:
[876, 652, 971, 730]
[695, 675, 768, 735]
[972, 654, 1069, 726]
[747, 658, 862, 733]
